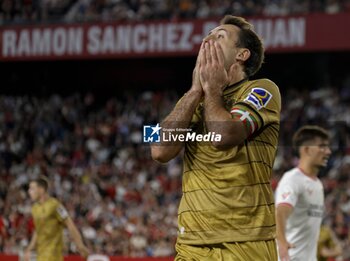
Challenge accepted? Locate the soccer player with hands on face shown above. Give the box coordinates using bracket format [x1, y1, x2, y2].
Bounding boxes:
[152, 15, 281, 260]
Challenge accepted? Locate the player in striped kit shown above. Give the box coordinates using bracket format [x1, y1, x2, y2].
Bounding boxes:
[152, 15, 281, 260]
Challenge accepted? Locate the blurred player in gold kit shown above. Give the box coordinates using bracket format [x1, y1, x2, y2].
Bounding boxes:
[318, 224, 342, 261]
[24, 177, 89, 261]
[151, 15, 281, 260]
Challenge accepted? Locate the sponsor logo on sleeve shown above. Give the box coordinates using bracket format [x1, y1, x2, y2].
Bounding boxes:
[57, 205, 69, 219]
[244, 88, 272, 110]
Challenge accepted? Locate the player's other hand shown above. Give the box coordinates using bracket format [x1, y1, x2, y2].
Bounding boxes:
[77, 244, 90, 259]
[190, 42, 204, 95]
[278, 240, 295, 261]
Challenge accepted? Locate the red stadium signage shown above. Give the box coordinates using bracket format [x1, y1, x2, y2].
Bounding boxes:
[0, 13, 349, 61]
[0, 254, 173, 261]
[0, 20, 217, 60]
[0, 254, 18, 261]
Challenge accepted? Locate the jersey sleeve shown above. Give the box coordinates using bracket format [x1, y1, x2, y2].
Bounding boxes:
[275, 174, 300, 208]
[55, 201, 69, 222]
[230, 79, 281, 137]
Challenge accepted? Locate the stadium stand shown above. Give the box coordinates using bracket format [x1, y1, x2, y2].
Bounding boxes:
[0, 0, 349, 25]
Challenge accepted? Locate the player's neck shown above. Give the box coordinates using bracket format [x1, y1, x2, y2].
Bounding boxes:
[227, 66, 246, 86]
[298, 160, 319, 179]
[39, 193, 49, 204]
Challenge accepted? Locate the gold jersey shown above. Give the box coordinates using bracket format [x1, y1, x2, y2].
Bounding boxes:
[178, 78, 281, 245]
[31, 197, 69, 261]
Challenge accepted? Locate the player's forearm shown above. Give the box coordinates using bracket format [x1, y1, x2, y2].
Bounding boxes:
[161, 89, 202, 129]
[321, 247, 342, 258]
[69, 225, 84, 246]
[276, 208, 290, 243]
[276, 221, 287, 243]
[203, 91, 245, 149]
[26, 232, 37, 251]
[66, 219, 85, 248]
[151, 89, 202, 163]
[66, 218, 89, 258]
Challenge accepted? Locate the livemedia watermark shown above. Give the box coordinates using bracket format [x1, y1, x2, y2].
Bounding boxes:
[143, 123, 222, 143]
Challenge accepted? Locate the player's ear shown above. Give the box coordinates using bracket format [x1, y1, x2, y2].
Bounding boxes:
[300, 145, 312, 157]
[299, 145, 307, 157]
[236, 48, 250, 62]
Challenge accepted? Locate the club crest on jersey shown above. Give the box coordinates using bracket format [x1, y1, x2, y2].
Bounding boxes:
[244, 88, 272, 110]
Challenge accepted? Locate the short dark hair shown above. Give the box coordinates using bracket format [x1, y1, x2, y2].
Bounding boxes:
[220, 15, 264, 77]
[293, 125, 330, 157]
[31, 176, 49, 191]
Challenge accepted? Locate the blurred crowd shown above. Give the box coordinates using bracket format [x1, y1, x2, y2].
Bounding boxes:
[1, 0, 350, 25]
[0, 90, 180, 257]
[0, 80, 349, 258]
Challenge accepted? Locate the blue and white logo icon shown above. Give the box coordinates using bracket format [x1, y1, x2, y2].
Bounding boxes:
[143, 123, 162, 143]
[244, 87, 272, 110]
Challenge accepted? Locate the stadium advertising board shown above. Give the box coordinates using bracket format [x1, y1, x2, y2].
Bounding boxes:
[0, 13, 349, 61]
[0, 254, 173, 261]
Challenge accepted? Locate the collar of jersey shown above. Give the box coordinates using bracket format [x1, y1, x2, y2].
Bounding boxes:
[223, 78, 249, 96]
